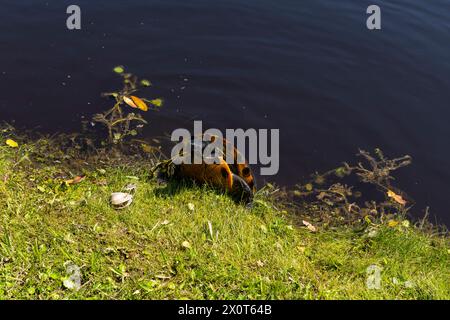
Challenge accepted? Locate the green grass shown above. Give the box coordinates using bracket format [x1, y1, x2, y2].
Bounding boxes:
[0, 140, 449, 300]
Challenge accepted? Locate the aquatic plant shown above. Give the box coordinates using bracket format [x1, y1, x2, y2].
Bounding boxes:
[92, 66, 163, 145]
[292, 149, 415, 227]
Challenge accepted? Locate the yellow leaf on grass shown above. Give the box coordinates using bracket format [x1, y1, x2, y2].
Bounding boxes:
[387, 190, 406, 205]
[130, 96, 148, 111]
[388, 220, 399, 227]
[5, 139, 18, 148]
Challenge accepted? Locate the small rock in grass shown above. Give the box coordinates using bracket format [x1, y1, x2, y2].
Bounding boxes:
[182, 241, 191, 249]
[260, 225, 268, 233]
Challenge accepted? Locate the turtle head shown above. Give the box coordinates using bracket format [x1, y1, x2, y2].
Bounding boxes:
[230, 173, 254, 205]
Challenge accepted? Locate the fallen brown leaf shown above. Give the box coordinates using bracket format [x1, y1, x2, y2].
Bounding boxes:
[130, 96, 148, 111]
[65, 175, 86, 185]
[302, 220, 317, 232]
[387, 190, 406, 205]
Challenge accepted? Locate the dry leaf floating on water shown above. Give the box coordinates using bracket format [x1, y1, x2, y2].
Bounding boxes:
[123, 96, 138, 109]
[130, 96, 148, 111]
[387, 190, 406, 205]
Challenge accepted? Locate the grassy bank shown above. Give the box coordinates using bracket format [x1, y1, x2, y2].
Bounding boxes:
[0, 136, 449, 300]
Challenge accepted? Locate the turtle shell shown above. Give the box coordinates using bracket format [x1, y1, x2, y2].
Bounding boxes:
[172, 135, 256, 204]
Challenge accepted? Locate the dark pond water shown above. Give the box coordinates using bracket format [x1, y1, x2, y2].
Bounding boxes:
[1, 0, 449, 225]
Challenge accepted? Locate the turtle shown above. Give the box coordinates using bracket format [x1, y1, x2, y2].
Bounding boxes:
[153, 135, 256, 204]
